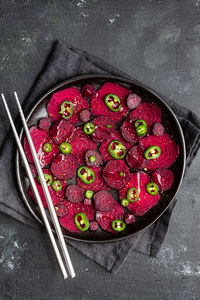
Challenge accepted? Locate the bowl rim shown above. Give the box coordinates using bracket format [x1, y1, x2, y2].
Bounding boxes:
[16, 74, 186, 243]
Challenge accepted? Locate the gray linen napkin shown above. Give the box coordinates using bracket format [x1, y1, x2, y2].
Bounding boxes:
[0, 41, 200, 273]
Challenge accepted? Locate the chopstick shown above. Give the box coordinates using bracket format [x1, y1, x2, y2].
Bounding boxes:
[1, 93, 67, 279]
[1, 92, 75, 279]
[14, 92, 75, 279]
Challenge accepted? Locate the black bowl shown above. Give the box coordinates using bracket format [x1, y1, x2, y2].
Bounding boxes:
[16, 74, 186, 243]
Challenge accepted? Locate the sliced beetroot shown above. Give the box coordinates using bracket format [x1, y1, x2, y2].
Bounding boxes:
[126, 94, 142, 109]
[49, 120, 76, 145]
[70, 127, 96, 164]
[103, 160, 131, 189]
[27, 80, 180, 234]
[91, 116, 115, 143]
[79, 109, 91, 122]
[96, 201, 124, 233]
[84, 198, 92, 205]
[119, 172, 160, 216]
[120, 118, 145, 144]
[59, 200, 95, 232]
[125, 214, 135, 224]
[83, 204, 95, 221]
[93, 190, 115, 212]
[89, 221, 98, 231]
[140, 134, 179, 170]
[85, 150, 103, 167]
[24, 126, 59, 167]
[29, 163, 37, 178]
[91, 82, 130, 123]
[59, 201, 86, 233]
[77, 166, 109, 193]
[126, 145, 149, 169]
[151, 168, 174, 191]
[81, 84, 96, 98]
[55, 204, 67, 217]
[29, 169, 66, 209]
[119, 171, 149, 200]
[99, 130, 133, 162]
[130, 102, 162, 126]
[38, 117, 52, 131]
[51, 153, 78, 180]
[60, 213, 81, 233]
[152, 123, 164, 136]
[47, 87, 89, 124]
[65, 184, 85, 203]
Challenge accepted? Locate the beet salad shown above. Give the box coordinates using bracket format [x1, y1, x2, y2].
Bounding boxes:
[24, 82, 179, 234]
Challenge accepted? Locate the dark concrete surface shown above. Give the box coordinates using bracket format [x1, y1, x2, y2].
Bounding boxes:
[0, 1, 200, 299]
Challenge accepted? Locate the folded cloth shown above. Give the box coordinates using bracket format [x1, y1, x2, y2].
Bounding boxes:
[0, 41, 200, 273]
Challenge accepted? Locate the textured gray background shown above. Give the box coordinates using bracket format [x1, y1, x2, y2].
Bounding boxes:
[0, 0, 200, 299]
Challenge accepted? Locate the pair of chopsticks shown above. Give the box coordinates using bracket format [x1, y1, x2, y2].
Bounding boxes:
[1, 92, 75, 279]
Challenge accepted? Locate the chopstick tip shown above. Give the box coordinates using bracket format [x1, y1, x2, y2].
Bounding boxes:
[1, 93, 6, 103]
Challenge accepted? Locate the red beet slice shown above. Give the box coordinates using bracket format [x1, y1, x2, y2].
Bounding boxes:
[60, 214, 81, 233]
[59, 201, 86, 233]
[47, 87, 89, 124]
[119, 172, 149, 200]
[70, 127, 96, 164]
[85, 150, 103, 167]
[83, 204, 95, 221]
[130, 102, 162, 126]
[59, 200, 94, 233]
[99, 130, 133, 162]
[77, 166, 109, 193]
[140, 134, 179, 170]
[93, 190, 115, 212]
[79, 109, 91, 122]
[51, 153, 78, 180]
[96, 201, 125, 233]
[65, 184, 85, 203]
[49, 120, 76, 145]
[89, 221, 98, 231]
[120, 118, 144, 144]
[84, 198, 92, 205]
[119, 172, 160, 216]
[91, 82, 130, 123]
[103, 160, 131, 189]
[91, 116, 115, 143]
[55, 204, 67, 217]
[126, 94, 142, 109]
[125, 214, 135, 224]
[151, 168, 174, 191]
[126, 145, 149, 169]
[24, 126, 59, 167]
[152, 123, 164, 136]
[81, 84, 96, 98]
[29, 169, 66, 209]
[38, 117, 52, 131]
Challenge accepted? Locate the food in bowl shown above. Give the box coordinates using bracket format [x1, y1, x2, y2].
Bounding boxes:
[24, 82, 179, 233]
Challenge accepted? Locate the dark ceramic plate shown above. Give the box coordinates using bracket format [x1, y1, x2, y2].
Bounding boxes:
[16, 74, 186, 243]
